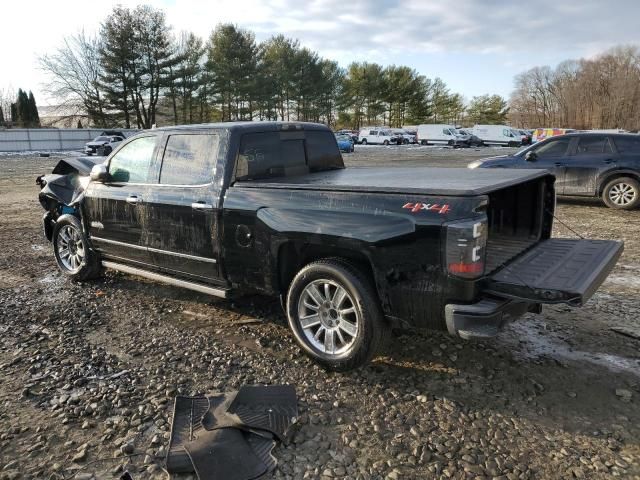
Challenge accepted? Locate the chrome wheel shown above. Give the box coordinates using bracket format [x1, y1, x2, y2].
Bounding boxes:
[57, 225, 85, 273]
[609, 182, 636, 206]
[297, 279, 359, 355]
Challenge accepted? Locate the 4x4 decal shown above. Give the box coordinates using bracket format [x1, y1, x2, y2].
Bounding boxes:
[402, 202, 451, 214]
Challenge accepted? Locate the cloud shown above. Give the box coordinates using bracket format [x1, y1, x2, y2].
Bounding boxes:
[2, 0, 639, 103]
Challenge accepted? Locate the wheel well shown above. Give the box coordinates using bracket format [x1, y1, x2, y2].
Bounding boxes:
[277, 242, 376, 296]
[598, 172, 640, 195]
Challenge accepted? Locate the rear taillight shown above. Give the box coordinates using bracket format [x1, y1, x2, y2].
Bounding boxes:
[445, 217, 487, 279]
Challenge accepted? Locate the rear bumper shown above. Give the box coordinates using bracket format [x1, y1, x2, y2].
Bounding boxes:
[445, 296, 538, 339]
[446, 238, 623, 340]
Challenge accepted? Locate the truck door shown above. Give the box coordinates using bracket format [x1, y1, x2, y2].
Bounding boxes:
[563, 135, 615, 196]
[82, 134, 161, 266]
[142, 131, 223, 283]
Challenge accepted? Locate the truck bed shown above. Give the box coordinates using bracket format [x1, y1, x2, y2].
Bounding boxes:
[236, 167, 551, 197]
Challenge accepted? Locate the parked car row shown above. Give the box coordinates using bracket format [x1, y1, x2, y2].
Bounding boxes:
[336, 125, 536, 148]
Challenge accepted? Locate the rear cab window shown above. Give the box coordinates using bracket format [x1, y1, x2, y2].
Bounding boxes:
[235, 129, 344, 181]
[159, 133, 220, 185]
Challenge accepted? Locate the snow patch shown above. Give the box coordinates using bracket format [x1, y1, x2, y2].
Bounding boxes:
[502, 320, 640, 377]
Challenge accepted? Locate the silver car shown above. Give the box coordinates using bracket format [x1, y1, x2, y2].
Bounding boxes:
[84, 136, 124, 156]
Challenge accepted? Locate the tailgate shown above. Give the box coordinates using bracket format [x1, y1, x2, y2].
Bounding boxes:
[485, 239, 623, 305]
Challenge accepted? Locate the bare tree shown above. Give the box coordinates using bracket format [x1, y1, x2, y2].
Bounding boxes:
[39, 31, 108, 127]
[510, 46, 640, 130]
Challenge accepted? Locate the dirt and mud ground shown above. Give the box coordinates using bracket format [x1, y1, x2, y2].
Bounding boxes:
[0, 146, 639, 480]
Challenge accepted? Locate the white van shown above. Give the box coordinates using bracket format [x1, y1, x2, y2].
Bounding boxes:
[472, 125, 521, 147]
[358, 128, 397, 145]
[416, 124, 458, 145]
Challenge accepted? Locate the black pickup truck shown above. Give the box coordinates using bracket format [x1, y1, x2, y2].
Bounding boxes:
[37, 122, 623, 371]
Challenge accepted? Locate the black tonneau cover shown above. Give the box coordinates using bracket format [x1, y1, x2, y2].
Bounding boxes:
[238, 167, 551, 196]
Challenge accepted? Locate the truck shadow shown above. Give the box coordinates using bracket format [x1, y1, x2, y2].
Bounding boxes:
[100, 272, 639, 442]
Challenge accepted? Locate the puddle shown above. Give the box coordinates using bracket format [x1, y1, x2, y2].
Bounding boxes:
[604, 264, 640, 288]
[604, 274, 640, 288]
[38, 272, 60, 284]
[501, 321, 640, 377]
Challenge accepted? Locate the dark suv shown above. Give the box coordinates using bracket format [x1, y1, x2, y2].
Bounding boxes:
[468, 133, 640, 209]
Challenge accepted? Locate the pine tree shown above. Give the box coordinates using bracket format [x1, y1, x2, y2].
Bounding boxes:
[206, 24, 259, 121]
[467, 94, 509, 124]
[13, 89, 30, 127]
[28, 91, 40, 127]
[77, 119, 83, 128]
[0, 106, 4, 126]
[99, 6, 137, 128]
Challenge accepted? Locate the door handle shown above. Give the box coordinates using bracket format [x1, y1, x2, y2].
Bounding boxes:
[126, 195, 140, 204]
[191, 202, 213, 210]
[554, 162, 564, 167]
[604, 158, 614, 164]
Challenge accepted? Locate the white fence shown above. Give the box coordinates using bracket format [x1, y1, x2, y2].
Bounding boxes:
[0, 128, 139, 152]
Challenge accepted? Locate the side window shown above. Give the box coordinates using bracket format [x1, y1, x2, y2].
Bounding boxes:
[442, 128, 449, 135]
[575, 136, 611, 155]
[535, 138, 570, 158]
[306, 131, 344, 171]
[108, 135, 156, 183]
[159, 134, 219, 185]
[614, 136, 640, 154]
[236, 132, 307, 181]
[370, 130, 378, 135]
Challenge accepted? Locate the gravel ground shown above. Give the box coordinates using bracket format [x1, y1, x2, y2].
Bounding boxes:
[0, 147, 639, 480]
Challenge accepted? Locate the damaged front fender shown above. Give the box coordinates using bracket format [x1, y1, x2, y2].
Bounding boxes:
[37, 156, 105, 240]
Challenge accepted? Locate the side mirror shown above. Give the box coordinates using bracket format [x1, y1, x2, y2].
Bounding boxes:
[90, 163, 109, 182]
[524, 151, 537, 162]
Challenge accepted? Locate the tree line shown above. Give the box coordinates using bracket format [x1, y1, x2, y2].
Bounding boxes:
[40, 5, 508, 130]
[509, 46, 640, 131]
[0, 88, 40, 128]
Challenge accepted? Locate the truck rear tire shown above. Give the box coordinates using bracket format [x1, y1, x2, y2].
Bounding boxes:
[361, 139, 367, 145]
[52, 215, 102, 281]
[602, 177, 640, 209]
[286, 258, 386, 371]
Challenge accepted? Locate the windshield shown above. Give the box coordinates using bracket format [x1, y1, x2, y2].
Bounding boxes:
[93, 136, 109, 142]
[336, 134, 351, 141]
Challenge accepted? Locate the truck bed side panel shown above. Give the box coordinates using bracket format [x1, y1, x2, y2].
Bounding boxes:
[222, 186, 487, 329]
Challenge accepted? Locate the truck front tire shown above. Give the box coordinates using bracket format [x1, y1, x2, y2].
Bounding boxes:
[286, 258, 385, 371]
[52, 215, 102, 281]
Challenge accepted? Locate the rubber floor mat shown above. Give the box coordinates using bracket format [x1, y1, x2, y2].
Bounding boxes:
[201, 385, 298, 441]
[166, 396, 210, 473]
[184, 428, 269, 480]
[166, 386, 297, 479]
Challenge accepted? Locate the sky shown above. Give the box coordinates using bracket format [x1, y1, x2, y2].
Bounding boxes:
[2, 0, 640, 106]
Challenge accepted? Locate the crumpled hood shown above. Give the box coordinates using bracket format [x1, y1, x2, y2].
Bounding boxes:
[37, 157, 105, 207]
